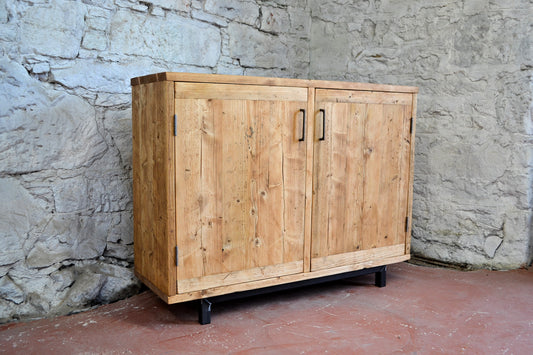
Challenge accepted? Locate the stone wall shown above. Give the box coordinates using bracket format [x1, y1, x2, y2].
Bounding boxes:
[0, 0, 310, 322]
[1, 0, 532, 323]
[309, 0, 533, 269]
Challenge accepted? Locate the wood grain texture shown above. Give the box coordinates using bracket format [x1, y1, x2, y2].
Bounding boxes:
[178, 261, 303, 293]
[132, 74, 417, 304]
[315, 89, 413, 105]
[311, 89, 413, 271]
[175, 82, 307, 102]
[132, 72, 419, 94]
[174, 83, 307, 292]
[132, 81, 176, 297]
[311, 244, 406, 272]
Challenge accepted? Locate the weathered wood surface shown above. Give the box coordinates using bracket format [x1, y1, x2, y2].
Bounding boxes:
[311, 89, 414, 271]
[174, 83, 307, 293]
[132, 81, 176, 296]
[132, 72, 419, 94]
[166, 252, 410, 304]
[132, 74, 416, 302]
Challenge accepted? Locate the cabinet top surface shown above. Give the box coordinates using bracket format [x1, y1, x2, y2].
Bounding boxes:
[131, 72, 418, 94]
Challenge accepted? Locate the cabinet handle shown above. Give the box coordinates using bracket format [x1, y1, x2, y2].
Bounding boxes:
[299, 109, 306, 141]
[319, 109, 326, 141]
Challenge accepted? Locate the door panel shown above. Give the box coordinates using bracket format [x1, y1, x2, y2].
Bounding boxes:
[175, 83, 307, 293]
[311, 89, 412, 271]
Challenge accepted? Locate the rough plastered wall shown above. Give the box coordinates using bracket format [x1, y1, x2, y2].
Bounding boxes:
[310, 0, 533, 269]
[0, 0, 310, 322]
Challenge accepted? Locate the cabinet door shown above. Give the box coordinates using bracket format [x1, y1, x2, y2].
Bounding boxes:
[174, 82, 308, 293]
[311, 89, 413, 271]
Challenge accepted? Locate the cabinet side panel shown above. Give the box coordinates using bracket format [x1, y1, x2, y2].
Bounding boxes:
[133, 81, 176, 297]
[405, 94, 417, 255]
[375, 104, 406, 248]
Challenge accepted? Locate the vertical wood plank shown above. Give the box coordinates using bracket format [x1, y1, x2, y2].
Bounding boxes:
[243, 100, 258, 269]
[303, 87, 315, 273]
[221, 100, 246, 273]
[361, 103, 384, 250]
[343, 103, 366, 252]
[244, 99, 265, 269]
[175, 99, 203, 281]
[200, 98, 222, 277]
[252, 100, 269, 268]
[210, 100, 225, 273]
[265, 100, 284, 266]
[328, 103, 348, 256]
[311, 102, 332, 258]
[375, 104, 402, 248]
[281, 101, 307, 263]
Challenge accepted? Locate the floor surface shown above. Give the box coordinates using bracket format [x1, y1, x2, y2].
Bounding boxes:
[1, 262, 532, 354]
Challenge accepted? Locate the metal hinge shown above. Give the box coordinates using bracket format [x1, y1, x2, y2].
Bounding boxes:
[409, 117, 414, 134]
[175, 246, 179, 266]
[405, 217, 410, 233]
[174, 114, 177, 136]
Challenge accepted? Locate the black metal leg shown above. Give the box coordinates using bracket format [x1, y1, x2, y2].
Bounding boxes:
[199, 299, 212, 325]
[375, 266, 386, 287]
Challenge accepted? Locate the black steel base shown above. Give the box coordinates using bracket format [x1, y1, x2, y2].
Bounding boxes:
[196, 265, 387, 325]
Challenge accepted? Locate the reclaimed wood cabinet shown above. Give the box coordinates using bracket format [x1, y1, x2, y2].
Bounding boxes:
[131, 73, 417, 323]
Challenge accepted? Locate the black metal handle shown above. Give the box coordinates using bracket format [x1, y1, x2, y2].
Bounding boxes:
[319, 109, 326, 141]
[299, 109, 305, 141]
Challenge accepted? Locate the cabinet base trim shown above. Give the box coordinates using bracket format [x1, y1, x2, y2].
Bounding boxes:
[158, 254, 410, 304]
[178, 260, 304, 293]
[311, 244, 406, 271]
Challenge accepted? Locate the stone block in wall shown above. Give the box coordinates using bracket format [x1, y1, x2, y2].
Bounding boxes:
[88, 176, 132, 213]
[82, 30, 108, 51]
[205, 0, 260, 27]
[0, 59, 108, 174]
[94, 264, 139, 303]
[287, 6, 310, 36]
[103, 108, 133, 168]
[109, 10, 220, 67]
[0, 1, 8, 24]
[51, 61, 150, 95]
[63, 271, 105, 307]
[53, 176, 90, 214]
[260, 6, 290, 34]
[0, 177, 47, 247]
[0, 276, 25, 305]
[20, 0, 86, 58]
[0, 93, 107, 174]
[26, 215, 109, 268]
[191, 9, 229, 27]
[146, 0, 191, 12]
[228, 23, 289, 69]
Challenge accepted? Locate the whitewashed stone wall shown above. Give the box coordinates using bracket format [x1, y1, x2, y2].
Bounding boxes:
[309, 0, 533, 269]
[0, 0, 310, 322]
[0, 0, 532, 323]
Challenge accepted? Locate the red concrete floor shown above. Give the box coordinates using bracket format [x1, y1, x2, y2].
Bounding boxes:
[1, 262, 532, 354]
